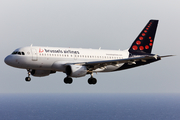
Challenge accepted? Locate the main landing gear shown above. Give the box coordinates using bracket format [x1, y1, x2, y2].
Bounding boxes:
[64, 76, 73, 84]
[25, 69, 31, 82]
[64, 73, 97, 85]
[88, 73, 97, 85]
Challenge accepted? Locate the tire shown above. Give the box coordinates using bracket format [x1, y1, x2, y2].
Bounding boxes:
[25, 77, 31, 82]
[88, 78, 97, 85]
[92, 78, 97, 84]
[64, 77, 73, 84]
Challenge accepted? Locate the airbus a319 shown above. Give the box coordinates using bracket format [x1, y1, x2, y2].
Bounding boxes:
[4, 20, 173, 85]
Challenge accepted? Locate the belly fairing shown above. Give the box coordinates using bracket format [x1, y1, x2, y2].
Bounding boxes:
[93, 63, 124, 72]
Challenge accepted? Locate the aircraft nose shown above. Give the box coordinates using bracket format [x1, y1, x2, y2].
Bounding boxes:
[4, 55, 13, 66]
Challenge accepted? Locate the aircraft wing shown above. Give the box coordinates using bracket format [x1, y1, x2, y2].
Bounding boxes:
[74, 55, 161, 71]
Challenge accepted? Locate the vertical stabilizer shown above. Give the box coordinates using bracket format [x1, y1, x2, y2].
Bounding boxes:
[129, 20, 158, 54]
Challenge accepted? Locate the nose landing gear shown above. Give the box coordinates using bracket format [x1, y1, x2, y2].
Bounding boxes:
[25, 69, 31, 82]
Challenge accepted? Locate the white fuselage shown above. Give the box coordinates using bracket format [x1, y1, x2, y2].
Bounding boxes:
[5, 46, 129, 73]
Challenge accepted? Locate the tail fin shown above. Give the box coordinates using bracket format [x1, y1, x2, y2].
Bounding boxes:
[129, 20, 159, 54]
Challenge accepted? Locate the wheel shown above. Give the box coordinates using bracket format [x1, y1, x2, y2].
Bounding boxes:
[92, 78, 97, 84]
[88, 78, 92, 84]
[25, 77, 31, 82]
[67, 77, 73, 84]
[64, 77, 73, 84]
[88, 78, 97, 85]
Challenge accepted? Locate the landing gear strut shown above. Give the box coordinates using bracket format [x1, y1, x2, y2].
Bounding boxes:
[25, 69, 31, 82]
[64, 76, 73, 84]
[88, 73, 97, 85]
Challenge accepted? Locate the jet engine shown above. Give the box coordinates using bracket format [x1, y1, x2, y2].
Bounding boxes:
[31, 70, 56, 77]
[65, 65, 87, 77]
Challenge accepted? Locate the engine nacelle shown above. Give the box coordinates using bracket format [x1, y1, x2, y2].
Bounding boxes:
[31, 70, 56, 77]
[65, 65, 87, 77]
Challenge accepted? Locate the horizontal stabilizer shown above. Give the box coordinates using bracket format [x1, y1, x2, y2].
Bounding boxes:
[160, 55, 175, 58]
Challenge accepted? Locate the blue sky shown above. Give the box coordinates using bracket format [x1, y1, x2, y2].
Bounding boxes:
[0, 0, 179, 93]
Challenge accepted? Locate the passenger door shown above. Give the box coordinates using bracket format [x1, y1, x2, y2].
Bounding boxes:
[31, 48, 38, 61]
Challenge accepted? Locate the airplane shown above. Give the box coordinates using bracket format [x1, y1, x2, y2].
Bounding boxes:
[4, 20, 173, 85]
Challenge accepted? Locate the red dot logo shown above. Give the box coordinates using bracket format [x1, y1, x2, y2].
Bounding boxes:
[146, 28, 149, 30]
[132, 45, 138, 50]
[139, 46, 144, 50]
[136, 40, 141, 45]
[139, 37, 143, 40]
[149, 37, 151, 39]
[150, 40, 153, 42]
[144, 30, 147, 33]
[145, 45, 149, 49]
[142, 33, 145, 36]
[39, 48, 44, 53]
[149, 43, 153, 46]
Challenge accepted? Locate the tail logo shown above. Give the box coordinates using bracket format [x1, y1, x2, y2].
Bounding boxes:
[131, 21, 158, 53]
[129, 20, 158, 53]
[135, 22, 152, 50]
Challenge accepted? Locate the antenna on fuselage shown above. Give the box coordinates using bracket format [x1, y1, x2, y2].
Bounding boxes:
[30, 44, 33, 47]
[99, 47, 101, 50]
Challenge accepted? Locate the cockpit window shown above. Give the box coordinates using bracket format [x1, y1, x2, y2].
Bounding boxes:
[18, 52, 21, 55]
[12, 51, 17, 54]
[12, 51, 25, 55]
